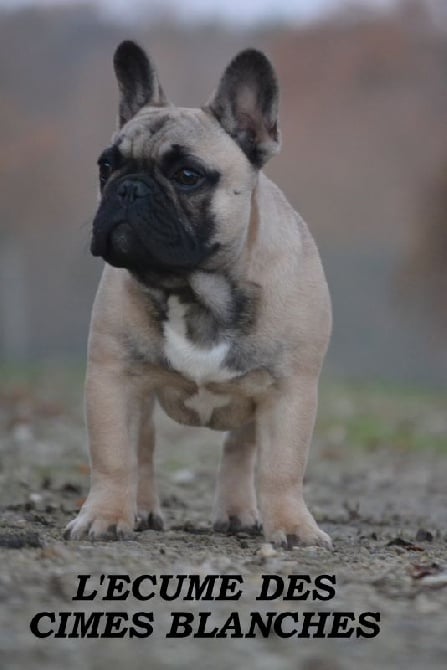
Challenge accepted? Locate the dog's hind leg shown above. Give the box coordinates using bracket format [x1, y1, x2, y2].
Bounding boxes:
[135, 394, 164, 531]
[213, 422, 261, 534]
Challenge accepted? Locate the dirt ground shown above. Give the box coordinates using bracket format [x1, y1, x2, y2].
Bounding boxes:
[0, 369, 446, 670]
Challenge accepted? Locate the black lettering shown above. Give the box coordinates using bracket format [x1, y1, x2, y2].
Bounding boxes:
[327, 612, 355, 638]
[273, 612, 300, 638]
[183, 575, 218, 600]
[313, 575, 336, 601]
[72, 575, 97, 601]
[217, 575, 243, 601]
[30, 612, 55, 638]
[103, 575, 131, 601]
[167, 612, 194, 638]
[256, 575, 284, 600]
[102, 612, 128, 638]
[67, 612, 103, 638]
[54, 612, 71, 638]
[215, 612, 243, 638]
[299, 612, 329, 638]
[357, 612, 381, 638]
[133, 575, 156, 601]
[245, 612, 275, 638]
[159, 575, 186, 601]
[284, 575, 311, 601]
[130, 612, 154, 638]
[194, 612, 219, 638]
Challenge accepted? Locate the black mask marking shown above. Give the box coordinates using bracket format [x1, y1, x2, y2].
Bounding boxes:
[91, 167, 219, 278]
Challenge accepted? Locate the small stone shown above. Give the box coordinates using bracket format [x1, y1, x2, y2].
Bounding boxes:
[257, 543, 277, 559]
[420, 571, 447, 588]
[171, 469, 195, 484]
[415, 529, 433, 542]
[301, 546, 322, 555]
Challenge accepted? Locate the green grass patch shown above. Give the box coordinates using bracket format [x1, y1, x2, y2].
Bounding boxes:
[318, 379, 447, 453]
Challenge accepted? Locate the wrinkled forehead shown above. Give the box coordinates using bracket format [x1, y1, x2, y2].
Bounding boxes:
[114, 107, 236, 167]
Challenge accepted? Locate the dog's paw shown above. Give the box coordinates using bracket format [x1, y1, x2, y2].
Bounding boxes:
[268, 526, 332, 550]
[213, 508, 261, 535]
[135, 509, 165, 531]
[64, 507, 135, 541]
[263, 505, 332, 550]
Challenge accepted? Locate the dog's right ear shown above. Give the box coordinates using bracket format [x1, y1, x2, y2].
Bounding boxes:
[113, 41, 168, 127]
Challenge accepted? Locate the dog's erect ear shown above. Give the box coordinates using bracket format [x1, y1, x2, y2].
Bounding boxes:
[207, 49, 280, 168]
[113, 41, 168, 127]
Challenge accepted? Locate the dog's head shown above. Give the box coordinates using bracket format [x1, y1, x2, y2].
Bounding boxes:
[91, 41, 280, 283]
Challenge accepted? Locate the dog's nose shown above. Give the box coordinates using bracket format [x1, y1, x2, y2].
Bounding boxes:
[117, 179, 150, 205]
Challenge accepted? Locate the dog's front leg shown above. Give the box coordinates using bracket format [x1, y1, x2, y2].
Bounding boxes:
[256, 375, 332, 550]
[65, 362, 145, 540]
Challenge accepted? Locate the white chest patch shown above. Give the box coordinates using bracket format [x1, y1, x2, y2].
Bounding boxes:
[163, 296, 235, 384]
[184, 388, 230, 424]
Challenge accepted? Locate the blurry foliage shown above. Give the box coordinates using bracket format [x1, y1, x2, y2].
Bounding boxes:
[318, 382, 447, 453]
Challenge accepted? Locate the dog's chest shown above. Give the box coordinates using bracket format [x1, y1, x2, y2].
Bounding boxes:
[156, 295, 275, 428]
[163, 296, 235, 384]
[162, 296, 236, 424]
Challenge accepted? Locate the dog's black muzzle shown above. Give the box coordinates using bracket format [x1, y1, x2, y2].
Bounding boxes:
[91, 174, 213, 273]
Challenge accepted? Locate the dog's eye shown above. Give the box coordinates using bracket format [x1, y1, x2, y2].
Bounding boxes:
[172, 168, 203, 189]
[98, 160, 112, 187]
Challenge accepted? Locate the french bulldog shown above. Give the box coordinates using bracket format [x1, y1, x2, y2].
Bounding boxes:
[65, 41, 332, 549]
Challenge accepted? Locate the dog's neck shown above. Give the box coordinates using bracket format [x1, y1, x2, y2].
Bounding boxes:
[135, 268, 258, 347]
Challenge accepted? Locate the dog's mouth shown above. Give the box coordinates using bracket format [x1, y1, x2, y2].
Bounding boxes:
[91, 214, 217, 275]
[90, 174, 219, 276]
[91, 221, 135, 267]
[108, 222, 133, 255]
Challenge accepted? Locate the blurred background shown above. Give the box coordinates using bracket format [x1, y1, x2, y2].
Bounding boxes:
[0, 0, 446, 386]
[1, 11, 446, 667]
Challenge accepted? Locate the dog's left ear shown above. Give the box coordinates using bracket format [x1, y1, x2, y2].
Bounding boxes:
[113, 40, 169, 127]
[207, 49, 280, 168]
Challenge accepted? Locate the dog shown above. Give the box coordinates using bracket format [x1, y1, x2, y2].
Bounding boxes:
[65, 41, 332, 549]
